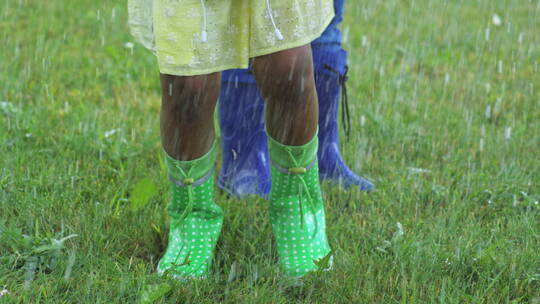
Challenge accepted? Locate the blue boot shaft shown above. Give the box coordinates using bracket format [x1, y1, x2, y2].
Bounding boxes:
[312, 46, 374, 191]
[218, 74, 271, 198]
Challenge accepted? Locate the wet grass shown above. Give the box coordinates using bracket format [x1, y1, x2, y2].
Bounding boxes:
[1, 0, 539, 302]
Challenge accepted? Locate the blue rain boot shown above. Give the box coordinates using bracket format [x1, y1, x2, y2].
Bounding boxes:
[217, 69, 271, 198]
[310, 0, 374, 191]
[218, 0, 372, 197]
[312, 47, 374, 191]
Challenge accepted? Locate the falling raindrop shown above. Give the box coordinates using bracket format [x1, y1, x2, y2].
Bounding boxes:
[343, 26, 350, 43]
[104, 129, 120, 138]
[494, 97, 502, 114]
[503, 127, 512, 141]
[479, 138, 484, 152]
[361, 35, 368, 47]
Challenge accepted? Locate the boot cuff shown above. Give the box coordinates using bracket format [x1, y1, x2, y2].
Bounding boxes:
[267, 130, 318, 169]
[164, 142, 216, 182]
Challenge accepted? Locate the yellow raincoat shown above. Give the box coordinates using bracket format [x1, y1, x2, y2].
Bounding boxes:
[128, 0, 334, 76]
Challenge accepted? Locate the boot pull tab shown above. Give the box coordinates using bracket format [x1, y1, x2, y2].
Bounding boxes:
[183, 178, 195, 185]
[289, 167, 307, 174]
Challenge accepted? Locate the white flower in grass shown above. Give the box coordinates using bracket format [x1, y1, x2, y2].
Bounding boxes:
[104, 128, 121, 138]
[492, 14, 502, 26]
[396, 222, 404, 237]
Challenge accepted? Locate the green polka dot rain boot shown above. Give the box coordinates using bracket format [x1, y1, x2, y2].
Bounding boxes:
[268, 131, 333, 277]
[157, 143, 223, 280]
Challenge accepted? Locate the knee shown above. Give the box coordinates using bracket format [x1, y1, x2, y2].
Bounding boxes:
[161, 73, 219, 123]
[253, 45, 314, 101]
[171, 74, 214, 102]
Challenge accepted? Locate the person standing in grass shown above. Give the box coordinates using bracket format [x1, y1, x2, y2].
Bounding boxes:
[218, 0, 374, 199]
[129, 0, 335, 278]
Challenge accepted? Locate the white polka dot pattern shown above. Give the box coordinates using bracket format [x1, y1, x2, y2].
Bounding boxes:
[157, 171, 223, 279]
[269, 161, 332, 277]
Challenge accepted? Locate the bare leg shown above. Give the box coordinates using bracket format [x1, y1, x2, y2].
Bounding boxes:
[160, 73, 221, 160]
[251, 44, 332, 278]
[157, 72, 223, 279]
[252, 45, 318, 145]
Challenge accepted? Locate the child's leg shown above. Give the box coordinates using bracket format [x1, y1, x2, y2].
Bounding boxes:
[252, 45, 318, 146]
[252, 45, 332, 277]
[160, 73, 221, 160]
[157, 73, 223, 279]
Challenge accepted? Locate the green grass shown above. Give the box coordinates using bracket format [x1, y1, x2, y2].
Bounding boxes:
[1, 0, 539, 302]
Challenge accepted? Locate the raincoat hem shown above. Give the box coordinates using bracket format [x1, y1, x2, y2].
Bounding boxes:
[249, 12, 335, 59]
[159, 63, 250, 77]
